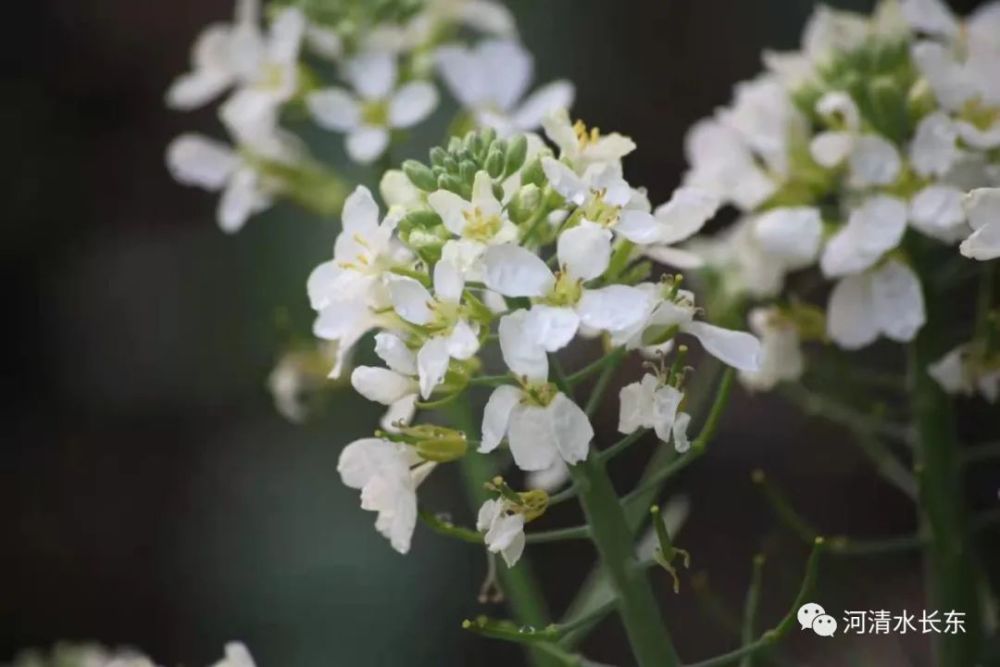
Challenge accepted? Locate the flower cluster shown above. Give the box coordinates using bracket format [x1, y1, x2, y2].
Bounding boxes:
[165, 0, 572, 232]
[313, 112, 761, 556]
[683, 0, 1000, 396]
[4, 642, 254, 667]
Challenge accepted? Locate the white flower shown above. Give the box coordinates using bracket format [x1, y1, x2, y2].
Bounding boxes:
[910, 111, 959, 177]
[686, 219, 791, 298]
[827, 259, 926, 349]
[428, 170, 519, 269]
[909, 184, 968, 243]
[928, 343, 1000, 402]
[435, 40, 574, 136]
[476, 498, 526, 567]
[338, 437, 436, 554]
[542, 109, 636, 171]
[848, 134, 902, 187]
[624, 289, 762, 372]
[350, 333, 420, 432]
[479, 384, 593, 471]
[308, 186, 411, 377]
[901, 0, 960, 38]
[959, 187, 1000, 261]
[751, 206, 824, 270]
[483, 239, 653, 363]
[740, 308, 805, 391]
[166, 1, 304, 112]
[684, 119, 778, 212]
[541, 163, 720, 272]
[174, 6, 305, 150]
[165, 132, 292, 232]
[212, 643, 256, 667]
[388, 260, 480, 398]
[307, 51, 438, 164]
[365, 0, 516, 54]
[820, 195, 908, 278]
[809, 91, 860, 168]
[638, 189, 722, 269]
[267, 343, 336, 423]
[618, 374, 692, 452]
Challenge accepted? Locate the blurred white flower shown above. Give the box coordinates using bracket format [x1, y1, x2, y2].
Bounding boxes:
[436, 40, 574, 135]
[960, 187, 1000, 260]
[740, 308, 805, 391]
[928, 343, 1000, 403]
[820, 195, 908, 278]
[165, 132, 297, 232]
[827, 259, 926, 349]
[307, 51, 438, 164]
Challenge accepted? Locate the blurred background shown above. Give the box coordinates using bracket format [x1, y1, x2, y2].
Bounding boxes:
[3, 0, 998, 665]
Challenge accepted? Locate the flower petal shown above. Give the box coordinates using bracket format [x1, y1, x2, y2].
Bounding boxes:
[388, 81, 439, 128]
[306, 87, 361, 131]
[507, 403, 560, 471]
[498, 310, 548, 381]
[374, 332, 417, 375]
[578, 285, 654, 335]
[166, 134, 238, 190]
[871, 260, 926, 343]
[511, 80, 575, 131]
[483, 244, 555, 297]
[683, 321, 761, 372]
[389, 276, 434, 325]
[345, 51, 397, 100]
[480, 385, 523, 453]
[416, 337, 450, 399]
[849, 134, 901, 187]
[827, 273, 879, 349]
[346, 126, 390, 164]
[752, 206, 823, 268]
[557, 222, 612, 280]
[351, 366, 417, 405]
[547, 392, 593, 466]
[653, 187, 721, 245]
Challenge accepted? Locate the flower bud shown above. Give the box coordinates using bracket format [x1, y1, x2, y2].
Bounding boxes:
[485, 145, 505, 178]
[402, 159, 437, 191]
[508, 184, 542, 224]
[404, 425, 468, 462]
[517, 490, 549, 521]
[503, 135, 528, 177]
[521, 157, 546, 187]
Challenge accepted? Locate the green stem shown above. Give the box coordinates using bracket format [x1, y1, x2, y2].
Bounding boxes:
[525, 525, 591, 544]
[584, 347, 626, 416]
[738, 555, 766, 667]
[910, 323, 983, 666]
[450, 404, 560, 667]
[569, 454, 680, 667]
[684, 540, 824, 667]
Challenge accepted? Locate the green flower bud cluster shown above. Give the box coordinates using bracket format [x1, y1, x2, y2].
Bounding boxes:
[402, 128, 528, 199]
[793, 38, 918, 143]
[273, 0, 424, 34]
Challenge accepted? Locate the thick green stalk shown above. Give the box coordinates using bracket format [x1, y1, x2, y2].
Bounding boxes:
[910, 313, 982, 666]
[569, 454, 679, 667]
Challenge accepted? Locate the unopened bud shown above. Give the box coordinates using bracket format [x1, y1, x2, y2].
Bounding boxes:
[404, 425, 468, 463]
